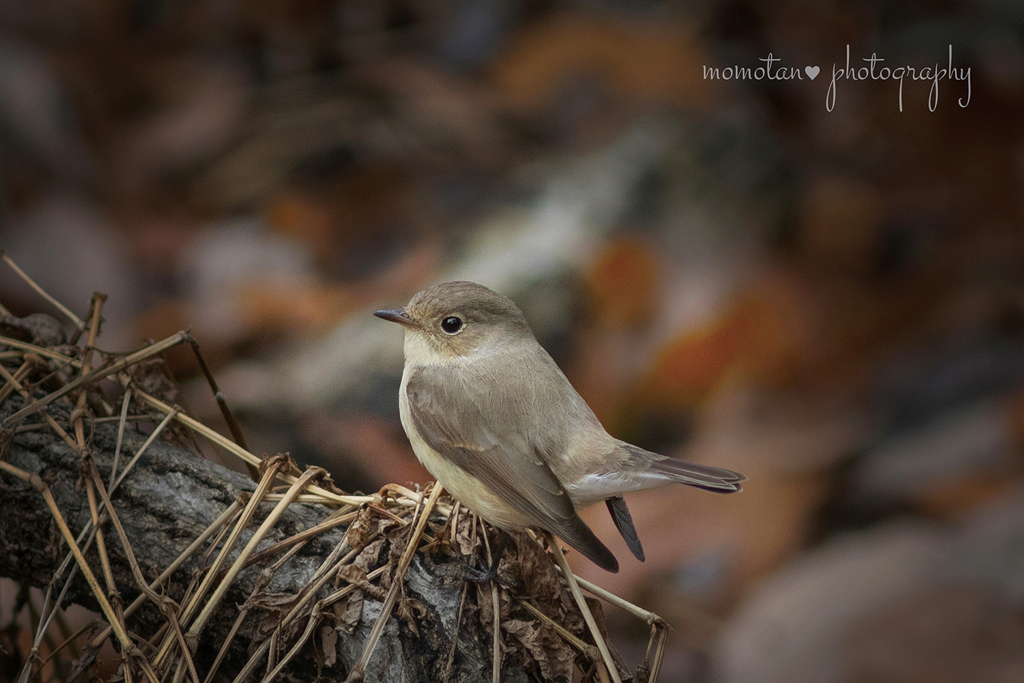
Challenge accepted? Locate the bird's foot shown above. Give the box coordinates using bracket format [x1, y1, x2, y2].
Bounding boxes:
[453, 529, 516, 588]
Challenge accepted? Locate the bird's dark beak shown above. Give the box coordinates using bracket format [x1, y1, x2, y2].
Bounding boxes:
[374, 307, 418, 327]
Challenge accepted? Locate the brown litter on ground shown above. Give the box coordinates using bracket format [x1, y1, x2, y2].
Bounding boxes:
[0, 252, 674, 683]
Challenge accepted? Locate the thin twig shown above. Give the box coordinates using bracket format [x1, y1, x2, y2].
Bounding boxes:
[0, 357, 31, 403]
[108, 407, 179, 494]
[236, 508, 357, 572]
[230, 543, 363, 683]
[20, 523, 102, 683]
[86, 459, 200, 683]
[185, 337, 259, 481]
[151, 459, 287, 669]
[0, 335, 82, 366]
[320, 563, 387, 606]
[480, 520, 501, 683]
[33, 473, 133, 650]
[449, 501, 461, 546]
[11, 414, 154, 434]
[345, 483, 444, 683]
[188, 466, 323, 640]
[109, 389, 133, 491]
[81, 500, 244, 662]
[131, 389, 373, 508]
[562, 571, 667, 627]
[2, 331, 191, 426]
[33, 621, 94, 671]
[82, 476, 117, 598]
[0, 361, 79, 451]
[206, 527, 316, 683]
[646, 621, 669, 683]
[542, 531, 622, 683]
[2, 466, 134, 677]
[0, 250, 84, 328]
[258, 601, 322, 683]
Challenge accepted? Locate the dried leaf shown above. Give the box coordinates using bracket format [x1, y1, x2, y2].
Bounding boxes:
[331, 591, 364, 634]
[331, 565, 368, 634]
[353, 536, 386, 573]
[338, 561, 387, 602]
[396, 594, 426, 636]
[503, 618, 576, 682]
[347, 508, 376, 550]
[475, 581, 494, 628]
[318, 624, 338, 667]
[129, 357, 181, 406]
[454, 510, 480, 556]
[241, 591, 299, 611]
[504, 531, 582, 632]
[337, 563, 368, 586]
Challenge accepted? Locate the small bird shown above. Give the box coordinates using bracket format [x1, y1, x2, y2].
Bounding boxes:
[375, 281, 745, 573]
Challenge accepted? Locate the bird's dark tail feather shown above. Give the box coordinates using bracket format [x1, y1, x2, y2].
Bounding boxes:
[606, 496, 645, 561]
[652, 458, 746, 493]
[628, 445, 746, 493]
[601, 448, 744, 567]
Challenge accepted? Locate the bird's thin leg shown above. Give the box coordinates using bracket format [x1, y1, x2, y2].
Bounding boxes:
[464, 526, 515, 588]
[444, 517, 516, 587]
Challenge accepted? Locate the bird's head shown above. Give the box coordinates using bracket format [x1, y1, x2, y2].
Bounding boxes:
[374, 281, 533, 362]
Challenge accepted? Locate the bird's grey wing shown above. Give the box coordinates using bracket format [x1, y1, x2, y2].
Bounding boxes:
[406, 365, 618, 572]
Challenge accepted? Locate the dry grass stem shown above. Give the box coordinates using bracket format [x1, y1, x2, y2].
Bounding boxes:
[516, 600, 595, 655]
[0, 256, 676, 683]
[110, 388, 133, 489]
[37, 477, 133, 650]
[0, 357, 31, 403]
[109, 407, 179, 493]
[645, 622, 669, 683]
[81, 499, 246, 659]
[1, 250, 84, 327]
[188, 466, 325, 639]
[0, 335, 84, 365]
[543, 531, 623, 683]
[480, 519, 502, 683]
[566, 571, 668, 627]
[344, 482, 443, 683]
[0, 360, 80, 450]
[3, 331, 191, 426]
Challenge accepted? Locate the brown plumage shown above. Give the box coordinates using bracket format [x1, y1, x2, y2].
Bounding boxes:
[375, 281, 745, 573]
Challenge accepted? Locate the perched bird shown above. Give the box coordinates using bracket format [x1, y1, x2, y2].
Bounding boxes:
[375, 281, 745, 572]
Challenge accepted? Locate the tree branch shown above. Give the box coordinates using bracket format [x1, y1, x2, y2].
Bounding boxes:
[0, 388, 529, 682]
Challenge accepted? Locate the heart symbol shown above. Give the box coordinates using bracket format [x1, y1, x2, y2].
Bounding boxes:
[805, 65, 820, 80]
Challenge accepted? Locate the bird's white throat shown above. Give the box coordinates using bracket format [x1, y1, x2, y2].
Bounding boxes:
[401, 329, 507, 366]
[401, 330, 449, 367]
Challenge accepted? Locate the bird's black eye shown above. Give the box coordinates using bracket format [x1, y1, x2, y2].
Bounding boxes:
[441, 316, 463, 334]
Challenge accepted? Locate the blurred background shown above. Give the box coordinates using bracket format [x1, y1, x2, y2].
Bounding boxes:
[1, 1, 1023, 681]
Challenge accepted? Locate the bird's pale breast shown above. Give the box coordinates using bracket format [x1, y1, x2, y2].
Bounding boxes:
[398, 363, 534, 530]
